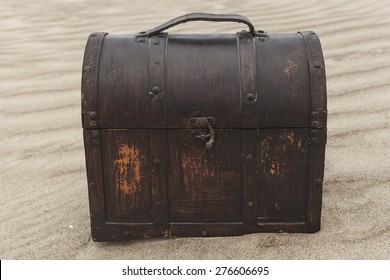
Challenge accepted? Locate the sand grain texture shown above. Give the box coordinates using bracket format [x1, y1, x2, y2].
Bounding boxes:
[1, 0, 390, 259]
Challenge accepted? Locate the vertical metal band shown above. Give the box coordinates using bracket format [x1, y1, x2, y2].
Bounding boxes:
[242, 130, 258, 229]
[83, 129, 106, 241]
[299, 31, 327, 128]
[306, 129, 326, 232]
[238, 31, 258, 127]
[149, 34, 167, 128]
[300, 31, 327, 232]
[81, 32, 107, 129]
[149, 130, 168, 234]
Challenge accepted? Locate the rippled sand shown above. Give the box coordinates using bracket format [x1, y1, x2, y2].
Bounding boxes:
[1, 0, 390, 259]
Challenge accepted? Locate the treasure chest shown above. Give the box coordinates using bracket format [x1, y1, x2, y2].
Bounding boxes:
[81, 13, 327, 241]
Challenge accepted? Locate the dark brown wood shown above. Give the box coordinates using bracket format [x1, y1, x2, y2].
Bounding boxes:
[165, 35, 242, 128]
[257, 129, 309, 223]
[82, 14, 327, 241]
[167, 129, 242, 223]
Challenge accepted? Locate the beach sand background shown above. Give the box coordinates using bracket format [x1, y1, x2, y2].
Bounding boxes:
[1, 0, 390, 259]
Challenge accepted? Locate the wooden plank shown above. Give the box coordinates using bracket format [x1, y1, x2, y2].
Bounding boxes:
[257, 129, 310, 223]
[169, 223, 244, 238]
[167, 129, 243, 223]
[100, 129, 152, 223]
[165, 35, 241, 128]
[98, 35, 150, 128]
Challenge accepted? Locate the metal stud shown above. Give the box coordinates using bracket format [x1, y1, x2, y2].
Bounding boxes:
[246, 93, 256, 102]
[315, 178, 323, 186]
[89, 183, 96, 190]
[151, 86, 161, 95]
[152, 37, 160, 45]
[89, 111, 97, 119]
[314, 62, 322, 68]
[201, 230, 208, 237]
[247, 201, 254, 208]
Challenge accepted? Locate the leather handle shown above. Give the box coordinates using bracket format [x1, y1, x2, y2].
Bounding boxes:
[140, 13, 259, 37]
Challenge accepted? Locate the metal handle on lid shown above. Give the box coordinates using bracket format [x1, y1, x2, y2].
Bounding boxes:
[138, 13, 264, 37]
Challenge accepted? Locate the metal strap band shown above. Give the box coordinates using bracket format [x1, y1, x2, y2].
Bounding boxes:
[81, 32, 107, 129]
[238, 31, 258, 127]
[299, 31, 327, 128]
[148, 34, 167, 128]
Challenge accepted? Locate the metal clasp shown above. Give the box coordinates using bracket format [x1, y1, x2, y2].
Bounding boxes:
[189, 117, 215, 149]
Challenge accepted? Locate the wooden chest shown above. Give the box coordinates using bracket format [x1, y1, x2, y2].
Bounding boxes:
[81, 13, 327, 241]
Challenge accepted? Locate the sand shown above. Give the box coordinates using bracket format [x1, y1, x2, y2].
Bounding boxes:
[1, 0, 390, 259]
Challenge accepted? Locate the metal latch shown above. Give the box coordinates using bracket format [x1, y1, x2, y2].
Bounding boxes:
[189, 117, 216, 149]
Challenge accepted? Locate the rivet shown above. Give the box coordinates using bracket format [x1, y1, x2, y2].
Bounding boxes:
[246, 93, 256, 102]
[311, 138, 318, 144]
[154, 61, 160, 65]
[315, 178, 323, 186]
[201, 230, 208, 237]
[151, 86, 161, 94]
[247, 201, 254, 208]
[242, 38, 250, 43]
[259, 36, 269, 42]
[138, 37, 146, 43]
[91, 131, 99, 139]
[245, 154, 253, 163]
[312, 121, 319, 127]
[89, 183, 96, 190]
[90, 120, 97, 127]
[89, 111, 97, 119]
[314, 62, 322, 68]
[156, 202, 162, 208]
[312, 111, 319, 119]
[83, 66, 91, 73]
[152, 38, 160, 45]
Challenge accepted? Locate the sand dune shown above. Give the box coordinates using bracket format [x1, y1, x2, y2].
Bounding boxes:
[1, 0, 390, 259]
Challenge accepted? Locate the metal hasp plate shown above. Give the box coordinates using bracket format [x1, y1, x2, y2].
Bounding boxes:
[81, 13, 327, 241]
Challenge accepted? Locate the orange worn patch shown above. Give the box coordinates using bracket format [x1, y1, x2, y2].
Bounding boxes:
[270, 163, 280, 175]
[114, 144, 144, 196]
[285, 131, 294, 145]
